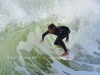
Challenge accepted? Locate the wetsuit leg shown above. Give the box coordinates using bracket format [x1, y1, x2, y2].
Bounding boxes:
[54, 34, 67, 52]
[54, 37, 61, 45]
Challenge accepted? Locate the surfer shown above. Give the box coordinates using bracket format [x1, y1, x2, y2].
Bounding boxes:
[40, 23, 70, 56]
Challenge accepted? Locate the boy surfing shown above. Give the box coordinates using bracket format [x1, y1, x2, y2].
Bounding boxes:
[40, 23, 70, 56]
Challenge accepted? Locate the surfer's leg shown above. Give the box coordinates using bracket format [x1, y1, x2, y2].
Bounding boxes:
[59, 39, 69, 56]
[54, 35, 68, 52]
[54, 37, 60, 45]
[59, 39, 67, 52]
[58, 34, 69, 56]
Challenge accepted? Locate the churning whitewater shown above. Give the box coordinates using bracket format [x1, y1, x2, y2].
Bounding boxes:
[0, 0, 100, 75]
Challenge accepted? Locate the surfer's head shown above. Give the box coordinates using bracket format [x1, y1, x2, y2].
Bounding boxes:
[48, 23, 56, 33]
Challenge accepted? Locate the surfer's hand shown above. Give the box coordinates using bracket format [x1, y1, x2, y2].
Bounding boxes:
[65, 39, 69, 42]
[40, 39, 44, 42]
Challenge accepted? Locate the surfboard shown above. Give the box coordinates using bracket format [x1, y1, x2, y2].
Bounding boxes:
[56, 46, 74, 60]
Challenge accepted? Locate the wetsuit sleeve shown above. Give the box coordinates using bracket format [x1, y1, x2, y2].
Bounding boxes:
[66, 33, 69, 39]
[42, 30, 49, 40]
[61, 26, 70, 40]
[64, 26, 70, 40]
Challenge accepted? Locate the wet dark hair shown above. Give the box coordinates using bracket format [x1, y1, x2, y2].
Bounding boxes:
[48, 23, 56, 30]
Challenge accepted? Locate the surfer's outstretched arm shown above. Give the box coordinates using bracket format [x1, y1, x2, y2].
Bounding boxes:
[40, 30, 49, 42]
[42, 30, 49, 40]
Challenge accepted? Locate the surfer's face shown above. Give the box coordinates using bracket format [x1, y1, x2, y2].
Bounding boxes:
[48, 29, 54, 34]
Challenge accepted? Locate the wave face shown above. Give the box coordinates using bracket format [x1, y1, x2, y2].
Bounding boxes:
[0, 0, 100, 75]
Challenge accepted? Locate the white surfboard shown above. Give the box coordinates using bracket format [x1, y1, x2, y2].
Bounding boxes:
[56, 47, 74, 60]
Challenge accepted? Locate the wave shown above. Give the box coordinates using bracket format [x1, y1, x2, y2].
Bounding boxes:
[0, 0, 100, 75]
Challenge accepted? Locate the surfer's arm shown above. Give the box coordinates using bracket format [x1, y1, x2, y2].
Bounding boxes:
[42, 30, 49, 40]
[65, 33, 69, 43]
[66, 33, 69, 40]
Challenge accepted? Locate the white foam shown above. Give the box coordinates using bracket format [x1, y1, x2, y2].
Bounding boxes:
[16, 31, 100, 75]
[1, 0, 100, 74]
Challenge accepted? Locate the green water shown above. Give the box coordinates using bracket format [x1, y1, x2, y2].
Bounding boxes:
[0, 0, 100, 75]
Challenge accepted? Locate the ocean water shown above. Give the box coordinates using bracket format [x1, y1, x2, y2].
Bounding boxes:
[0, 0, 100, 75]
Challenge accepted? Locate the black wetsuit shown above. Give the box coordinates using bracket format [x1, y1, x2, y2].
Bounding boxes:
[42, 26, 70, 52]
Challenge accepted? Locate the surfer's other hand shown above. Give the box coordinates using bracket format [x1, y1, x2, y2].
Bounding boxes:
[65, 39, 69, 42]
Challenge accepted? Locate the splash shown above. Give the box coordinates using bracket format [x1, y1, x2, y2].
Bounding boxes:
[0, 0, 100, 75]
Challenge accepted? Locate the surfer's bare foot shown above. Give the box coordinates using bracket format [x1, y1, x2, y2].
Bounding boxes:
[61, 52, 69, 56]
